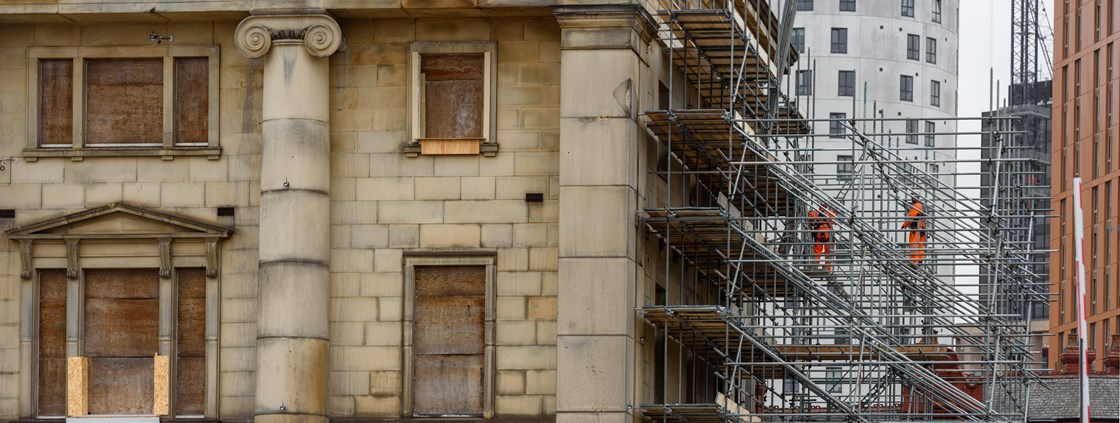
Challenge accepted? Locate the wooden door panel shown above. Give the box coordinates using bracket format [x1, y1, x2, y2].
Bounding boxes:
[83, 269, 159, 415]
[175, 268, 206, 416]
[88, 357, 154, 415]
[412, 265, 486, 416]
[174, 356, 205, 416]
[38, 269, 67, 416]
[412, 354, 484, 416]
[414, 295, 485, 355]
[415, 266, 486, 296]
[83, 297, 159, 357]
[37, 358, 67, 416]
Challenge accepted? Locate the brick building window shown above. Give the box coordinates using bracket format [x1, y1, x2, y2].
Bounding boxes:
[27, 47, 219, 158]
[408, 42, 497, 156]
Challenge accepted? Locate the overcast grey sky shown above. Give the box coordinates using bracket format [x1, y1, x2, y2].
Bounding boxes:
[957, 0, 1054, 189]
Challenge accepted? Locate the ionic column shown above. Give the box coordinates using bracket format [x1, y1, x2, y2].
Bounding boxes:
[234, 13, 341, 423]
[553, 5, 656, 423]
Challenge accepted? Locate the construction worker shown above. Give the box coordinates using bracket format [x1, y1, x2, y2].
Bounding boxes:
[901, 196, 927, 265]
[809, 203, 836, 271]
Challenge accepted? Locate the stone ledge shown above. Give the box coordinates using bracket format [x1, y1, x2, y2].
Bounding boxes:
[22, 147, 222, 161]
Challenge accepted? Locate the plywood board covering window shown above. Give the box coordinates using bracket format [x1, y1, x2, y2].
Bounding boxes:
[38, 60, 72, 147]
[84, 268, 159, 415]
[85, 59, 164, 145]
[26, 46, 220, 158]
[176, 268, 206, 416]
[174, 58, 209, 145]
[412, 265, 485, 416]
[37, 270, 67, 417]
[421, 54, 484, 139]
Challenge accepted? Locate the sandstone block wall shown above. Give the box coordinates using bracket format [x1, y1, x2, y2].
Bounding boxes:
[0, 15, 560, 420]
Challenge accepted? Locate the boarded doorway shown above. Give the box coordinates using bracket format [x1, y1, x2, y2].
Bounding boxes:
[84, 269, 159, 414]
[412, 266, 485, 416]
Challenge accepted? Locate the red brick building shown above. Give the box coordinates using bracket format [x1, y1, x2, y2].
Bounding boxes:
[1049, 0, 1120, 372]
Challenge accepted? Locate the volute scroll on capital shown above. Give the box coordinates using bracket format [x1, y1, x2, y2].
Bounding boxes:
[234, 14, 342, 59]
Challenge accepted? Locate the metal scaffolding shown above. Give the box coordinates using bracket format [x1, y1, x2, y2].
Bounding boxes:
[638, 1, 1044, 422]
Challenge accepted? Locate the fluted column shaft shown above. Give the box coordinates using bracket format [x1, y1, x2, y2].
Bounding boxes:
[235, 13, 341, 423]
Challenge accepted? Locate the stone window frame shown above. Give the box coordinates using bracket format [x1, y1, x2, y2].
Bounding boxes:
[8, 203, 230, 418]
[401, 252, 497, 418]
[404, 41, 499, 158]
[25, 46, 220, 161]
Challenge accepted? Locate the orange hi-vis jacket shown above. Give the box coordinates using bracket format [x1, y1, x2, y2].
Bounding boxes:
[809, 207, 835, 242]
[902, 202, 927, 263]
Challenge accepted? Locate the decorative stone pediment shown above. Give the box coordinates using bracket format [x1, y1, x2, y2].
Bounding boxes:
[5, 202, 232, 279]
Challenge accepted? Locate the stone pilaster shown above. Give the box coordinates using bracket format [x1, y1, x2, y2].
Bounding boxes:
[553, 5, 655, 423]
[234, 12, 341, 423]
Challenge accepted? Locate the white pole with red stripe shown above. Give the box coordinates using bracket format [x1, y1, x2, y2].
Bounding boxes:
[1072, 177, 1090, 423]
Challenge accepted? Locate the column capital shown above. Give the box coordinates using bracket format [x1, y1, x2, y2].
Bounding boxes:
[234, 13, 342, 59]
[551, 4, 657, 51]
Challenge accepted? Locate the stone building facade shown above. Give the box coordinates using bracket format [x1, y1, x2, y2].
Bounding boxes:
[0, 1, 792, 422]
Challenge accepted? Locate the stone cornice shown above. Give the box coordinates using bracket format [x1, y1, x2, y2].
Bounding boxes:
[234, 13, 342, 59]
[552, 4, 656, 36]
[551, 4, 656, 51]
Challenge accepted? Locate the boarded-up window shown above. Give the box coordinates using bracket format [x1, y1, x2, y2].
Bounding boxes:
[413, 266, 485, 416]
[84, 268, 159, 415]
[174, 58, 209, 145]
[39, 60, 73, 146]
[420, 54, 484, 139]
[85, 59, 163, 145]
[38, 270, 67, 416]
[175, 268, 206, 416]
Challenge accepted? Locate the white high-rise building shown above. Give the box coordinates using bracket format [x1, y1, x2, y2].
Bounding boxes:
[792, 0, 958, 193]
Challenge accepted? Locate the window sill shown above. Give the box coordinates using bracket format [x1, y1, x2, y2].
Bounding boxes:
[23, 147, 221, 161]
[403, 139, 498, 158]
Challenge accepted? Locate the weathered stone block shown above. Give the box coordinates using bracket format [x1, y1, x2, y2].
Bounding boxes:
[329, 248, 375, 273]
[369, 371, 401, 395]
[557, 258, 634, 336]
[528, 296, 557, 320]
[496, 345, 556, 370]
[556, 335, 627, 412]
[419, 224, 481, 248]
[496, 320, 538, 345]
[378, 201, 443, 224]
[496, 370, 525, 395]
[414, 177, 461, 200]
[357, 177, 415, 201]
[329, 371, 370, 396]
[525, 370, 557, 395]
[364, 321, 402, 346]
[496, 272, 541, 296]
[482, 224, 514, 248]
[461, 176, 496, 200]
[373, 248, 403, 273]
